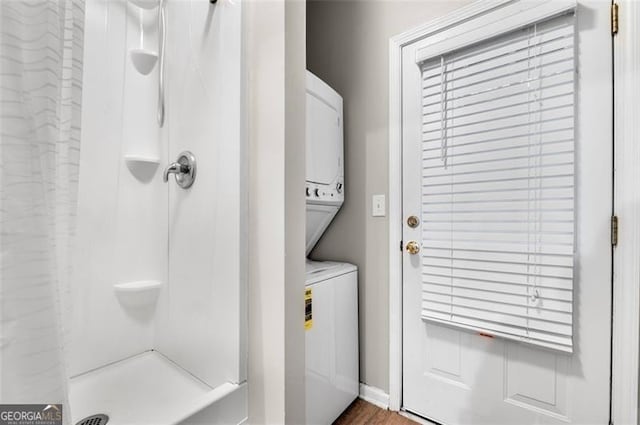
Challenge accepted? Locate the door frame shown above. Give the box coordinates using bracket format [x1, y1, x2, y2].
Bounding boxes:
[611, 1, 640, 424]
[387, 1, 640, 422]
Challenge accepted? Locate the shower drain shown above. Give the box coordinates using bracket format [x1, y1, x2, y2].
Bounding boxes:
[75, 414, 109, 425]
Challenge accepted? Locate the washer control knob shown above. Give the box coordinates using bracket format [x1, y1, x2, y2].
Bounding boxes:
[336, 182, 343, 193]
[314, 188, 320, 197]
[306, 187, 310, 197]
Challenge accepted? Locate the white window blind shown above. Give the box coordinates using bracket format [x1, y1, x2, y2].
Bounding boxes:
[419, 12, 576, 352]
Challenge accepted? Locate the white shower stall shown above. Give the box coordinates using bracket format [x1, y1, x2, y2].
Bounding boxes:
[69, 0, 246, 423]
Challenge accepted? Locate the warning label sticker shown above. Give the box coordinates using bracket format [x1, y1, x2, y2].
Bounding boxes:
[305, 288, 312, 330]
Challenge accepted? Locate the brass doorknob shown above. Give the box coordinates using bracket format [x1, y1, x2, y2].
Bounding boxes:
[406, 241, 420, 255]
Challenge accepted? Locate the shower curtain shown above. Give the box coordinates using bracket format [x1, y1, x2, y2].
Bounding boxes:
[0, 0, 84, 419]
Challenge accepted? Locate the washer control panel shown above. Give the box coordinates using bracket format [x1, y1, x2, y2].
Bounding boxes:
[306, 180, 344, 202]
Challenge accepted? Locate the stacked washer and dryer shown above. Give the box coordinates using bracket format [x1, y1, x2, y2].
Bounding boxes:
[304, 71, 359, 425]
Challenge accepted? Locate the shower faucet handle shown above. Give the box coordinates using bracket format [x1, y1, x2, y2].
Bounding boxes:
[163, 151, 197, 189]
[163, 162, 186, 181]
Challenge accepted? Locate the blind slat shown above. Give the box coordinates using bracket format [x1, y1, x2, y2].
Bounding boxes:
[422, 293, 572, 322]
[422, 315, 573, 351]
[422, 301, 573, 335]
[423, 257, 573, 278]
[423, 279, 572, 302]
[423, 286, 572, 309]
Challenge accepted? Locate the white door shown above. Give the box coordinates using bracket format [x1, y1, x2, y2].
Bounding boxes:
[401, 2, 612, 424]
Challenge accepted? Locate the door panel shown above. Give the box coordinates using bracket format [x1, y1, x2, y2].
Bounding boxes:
[503, 343, 569, 418]
[402, 2, 612, 424]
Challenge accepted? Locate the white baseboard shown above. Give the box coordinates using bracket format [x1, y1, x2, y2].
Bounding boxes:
[359, 383, 390, 410]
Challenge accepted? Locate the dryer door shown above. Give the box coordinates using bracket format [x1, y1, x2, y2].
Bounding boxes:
[306, 89, 341, 186]
[306, 203, 340, 255]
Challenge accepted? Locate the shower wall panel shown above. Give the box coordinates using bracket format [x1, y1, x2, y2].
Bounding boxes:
[154, 0, 244, 388]
[72, 0, 168, 376]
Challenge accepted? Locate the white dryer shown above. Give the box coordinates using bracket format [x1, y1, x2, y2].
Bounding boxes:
[305, 261, 358, 425]
[305, 71, 344, 255]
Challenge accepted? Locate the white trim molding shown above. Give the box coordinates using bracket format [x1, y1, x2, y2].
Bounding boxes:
[387, 22, 404, 415]
[612, 1, 640, 424]
[359, 383, 390, 410]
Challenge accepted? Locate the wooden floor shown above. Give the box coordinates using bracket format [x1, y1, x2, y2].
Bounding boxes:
[333, 399, 420, 425]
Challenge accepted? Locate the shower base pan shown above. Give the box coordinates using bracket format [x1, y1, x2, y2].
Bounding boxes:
[69, 351, 247, 425]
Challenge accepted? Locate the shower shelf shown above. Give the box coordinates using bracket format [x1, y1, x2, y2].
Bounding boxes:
[128, 0, 159, 9]
[124, 155, 160, 182]
[114, 280, 162, 307]
[124, 154, 160, 165]
[129, 49, 158, 75]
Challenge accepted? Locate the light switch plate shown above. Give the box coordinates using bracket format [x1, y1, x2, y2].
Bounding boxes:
[372, 194, 386, 217]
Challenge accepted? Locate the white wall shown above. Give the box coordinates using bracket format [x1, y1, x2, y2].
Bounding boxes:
[306, 0, 473, 393]
[285, 1, 307, 423]
[246, 1, 286, 421]
[246, 0, 306, 423]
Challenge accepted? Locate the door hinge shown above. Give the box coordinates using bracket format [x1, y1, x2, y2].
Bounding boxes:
[612, 2, 619, 36]
[611, 215, 619, 247]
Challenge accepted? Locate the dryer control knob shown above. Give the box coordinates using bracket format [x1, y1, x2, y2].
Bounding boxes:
[306, 187, 310, 197]
[336, 182, 343, 193]
[314, 188, 320, 197]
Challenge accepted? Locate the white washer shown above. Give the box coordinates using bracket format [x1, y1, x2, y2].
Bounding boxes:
[305, 261, 358, 425]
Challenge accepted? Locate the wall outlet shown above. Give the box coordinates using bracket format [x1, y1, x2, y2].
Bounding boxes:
[372, 194, 386, 217]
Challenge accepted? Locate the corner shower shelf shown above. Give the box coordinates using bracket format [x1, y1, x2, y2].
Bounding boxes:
[129, 0, 159, 9]
[124, 154, 160, 182]
[114, 280, 162, 307]
[124, 154, 160, 166]
[129, 49, 158, 75]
